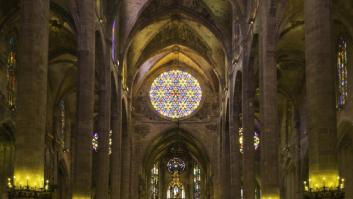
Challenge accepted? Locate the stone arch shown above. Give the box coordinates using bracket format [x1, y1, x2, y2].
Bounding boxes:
[141, 127, 212, 199]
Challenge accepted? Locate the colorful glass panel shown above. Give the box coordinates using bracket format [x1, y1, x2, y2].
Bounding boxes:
[58, 100, 65, 143]
[337, 37, 348, 109]
[149, 70, 202, 119]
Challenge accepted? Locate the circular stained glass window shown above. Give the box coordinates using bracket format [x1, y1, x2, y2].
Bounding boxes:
[149, 70, 202, 119]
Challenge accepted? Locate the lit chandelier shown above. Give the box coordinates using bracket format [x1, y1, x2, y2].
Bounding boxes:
[167, 157, 186, 174]
[303, 177, 345, 199]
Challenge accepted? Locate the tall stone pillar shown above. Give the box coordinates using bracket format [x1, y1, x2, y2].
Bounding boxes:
[110, 70, 122, 199]
[242, 57, 256, 199]
[304, 0, 339, 189]
[95, 31, 112, 199]
[259, 0, 280, 198]
[230, 72, 242, 199]
[72, 1, 96, 198]
[221, 89, 231, 199]
[14, 0, 49, 188]
[120, 113, 131, 198]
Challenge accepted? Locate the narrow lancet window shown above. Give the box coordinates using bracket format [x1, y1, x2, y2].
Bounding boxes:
[151, 163, 159, 199]
[7, 37, 17, 111]
[337, 37, 349, 109]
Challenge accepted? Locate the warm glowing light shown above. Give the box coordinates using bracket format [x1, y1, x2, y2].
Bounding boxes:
[73, 195, 91, 199]
[262, 193, 280, 199]
[13, 170, 44, 188]
[306, 172, 342, 190]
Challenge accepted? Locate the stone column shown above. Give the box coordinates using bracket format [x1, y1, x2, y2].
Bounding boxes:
[259, 0, 280, 198]
[242, 57, 256, 199]
[72, 0, 96, 198]
[110, 70, 122, 199]
[120, 115, 131, 198]
[230, 72, 242, 199]
[221, 94, 231, 199]
[95, 31, 112, 199]
[304, 0, 338, 189]
[14, 0, 49, 188]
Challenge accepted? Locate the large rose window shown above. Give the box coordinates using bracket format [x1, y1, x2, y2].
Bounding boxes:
[149, 70, 202, 119]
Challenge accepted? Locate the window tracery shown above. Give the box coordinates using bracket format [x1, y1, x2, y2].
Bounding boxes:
[149, 70, 202, 119]
[166, 158, 186, 199]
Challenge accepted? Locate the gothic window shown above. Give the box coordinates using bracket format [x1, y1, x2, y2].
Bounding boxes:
[337, 37, 349, 109]
[167, 183, 185, 199]
[7, 36, 17, 111]
[166, 158, 186, 199]
[193, 164, 201, 199]
[150, 163, 159, 199]
[58, 100, 65, 143]
[149, 70, 202, 119]
[112, 20, 117, 62]
[239, 128, 260, 154]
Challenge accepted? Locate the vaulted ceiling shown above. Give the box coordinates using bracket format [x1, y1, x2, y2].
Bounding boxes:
[121, 0, 235, 97]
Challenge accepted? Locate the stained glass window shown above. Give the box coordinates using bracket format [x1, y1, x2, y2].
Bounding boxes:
[58, 100, 65, 143]
[166, 157, 186, 199]
[112, 20, 117, 62]
[337, 37, 348, 109]
[92, 130, 112, 154]
[7, 37, 16, 111]
[150, 163, 159, 199]
[193, 164, 201, 199]
[239, 127, 260, 154]
[149, 70, 202, 119]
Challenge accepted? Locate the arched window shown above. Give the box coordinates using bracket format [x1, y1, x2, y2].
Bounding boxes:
[193, 164, 201, 199]
[150, 163, 159, 199]
[6, 36, 17, 111]
[166, 158, 186, 199]
[337, 37, 348, 110]
[167, 184, 185, 199]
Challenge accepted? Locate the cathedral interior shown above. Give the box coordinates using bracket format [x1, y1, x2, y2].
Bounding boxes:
[0, 0, 353, 199]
